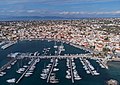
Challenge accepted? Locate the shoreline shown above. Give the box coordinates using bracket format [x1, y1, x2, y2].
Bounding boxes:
[1, 38, 120, 62]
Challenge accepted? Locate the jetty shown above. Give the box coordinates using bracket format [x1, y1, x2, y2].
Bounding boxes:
[69, 58, 74, 83]
[46, 58, 56, 83]
[82, 58, 95, 75]
[16, 58, 38, 84]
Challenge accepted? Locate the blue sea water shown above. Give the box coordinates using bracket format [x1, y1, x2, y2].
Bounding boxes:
[0, 40, 120, 85]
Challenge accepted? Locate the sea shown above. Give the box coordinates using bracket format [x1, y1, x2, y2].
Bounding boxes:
[0, 40, 120, 85]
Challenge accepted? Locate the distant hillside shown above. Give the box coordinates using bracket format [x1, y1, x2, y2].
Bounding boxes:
[0, 16, 69, 21]
[0, 15, 119, 21]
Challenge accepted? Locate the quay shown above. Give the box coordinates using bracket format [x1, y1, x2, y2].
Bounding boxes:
[70, 43, 99, 54]
[109, 58, 120, 62]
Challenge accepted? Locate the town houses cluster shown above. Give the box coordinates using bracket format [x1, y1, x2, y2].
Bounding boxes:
[0, 18, 120, 56]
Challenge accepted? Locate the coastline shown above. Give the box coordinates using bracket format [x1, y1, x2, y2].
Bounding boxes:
[1, 38, 120, 62]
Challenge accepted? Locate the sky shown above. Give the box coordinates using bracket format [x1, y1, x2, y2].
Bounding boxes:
[0, 0, 120, 17]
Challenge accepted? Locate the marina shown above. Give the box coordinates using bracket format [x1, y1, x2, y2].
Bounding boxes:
[0, 52, 109, 84]
[66, 58, 82, 83]
[80, 58, 100, 76]
[0, 40, 119, 85]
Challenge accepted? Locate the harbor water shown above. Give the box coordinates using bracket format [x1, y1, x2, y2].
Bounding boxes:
[0, 40, 120, 85]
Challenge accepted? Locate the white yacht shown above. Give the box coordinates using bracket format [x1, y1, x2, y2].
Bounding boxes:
[89, 65, 95, 71]
[41, 73, 47, 76]
[50, 79, 59, 84]
[42, 69, 49, 73]
[50, 59, 53, 62]
[7, 66, 11, 69]
[40, 72, 47, 79]
[0, 72, 6, 75]
[23, 65, 28, 68]
[46, 64, 51, 68]
[74, 76, 82, 80]
[26, 72, 33, 75]
[53, 68, 59, 72]
[86, 70, 90, 74]
[79, 58, 82, 61]
[54, 45, 58, 48]
[25, 74, 30, 77]
[11, 60, 17, 65]
[66, 70, 70, 74]
[41, 76, 47, 79]
[6, 78, 15, 83]
[0, 73, 4, 76]
[100, 64, 105, 68]
[94, 72, 100, 75]
[49, 75, 59, 84]
[73, 66, 76, 69]
[66, 75, 71, 79]
[84, 67, 88, 70]
[28, 60, 33, 64]
[24, 72, 33, 77]
[93, 70, 100, 75]
[16, 68, 25, 74]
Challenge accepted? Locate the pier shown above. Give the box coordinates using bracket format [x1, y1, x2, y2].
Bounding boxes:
[1, 52, 111, 84]
[69, 58, 74, 83]
[17, 53, 97, 59]
[47, 58, 56, 83]
[81, 58, 94, 75]
[16, 58, 37, 84]
[97, 59, 108, 69]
